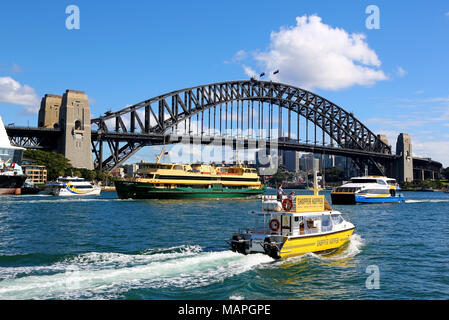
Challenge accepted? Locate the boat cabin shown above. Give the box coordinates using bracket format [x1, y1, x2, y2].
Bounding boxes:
[249, 210, 345, 238]
[242, 194, 346, 238]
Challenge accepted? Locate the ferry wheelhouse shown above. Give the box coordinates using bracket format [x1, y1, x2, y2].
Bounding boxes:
[43, 176, 101, 196]
[331, 176, 404, 204]
[226, 175, 355, 259]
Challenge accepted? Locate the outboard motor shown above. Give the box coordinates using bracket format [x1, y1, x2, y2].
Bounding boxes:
[231, 234, 248, 255]
[262, 237, 281, 259]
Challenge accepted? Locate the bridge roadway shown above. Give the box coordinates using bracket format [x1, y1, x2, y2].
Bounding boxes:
[6, 126, 396, 158]
[4, 121, 442, 177]
[5, 125, 398, 158]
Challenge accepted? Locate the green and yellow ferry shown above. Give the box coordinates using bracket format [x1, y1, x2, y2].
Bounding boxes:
[114, 149, 266, 199]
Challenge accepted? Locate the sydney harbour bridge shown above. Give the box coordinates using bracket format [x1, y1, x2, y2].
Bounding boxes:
[5, 79, 442, 182]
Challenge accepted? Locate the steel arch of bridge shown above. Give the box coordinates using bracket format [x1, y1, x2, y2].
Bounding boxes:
[91, 80, 392, 172]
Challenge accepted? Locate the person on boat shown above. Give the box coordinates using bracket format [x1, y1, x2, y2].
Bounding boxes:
[277, 184, 286, 202]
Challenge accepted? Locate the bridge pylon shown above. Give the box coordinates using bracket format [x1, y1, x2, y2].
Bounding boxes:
[395, 133, 413, 182]
[57, 90, 94, 170]
[38, 94, 62, 129]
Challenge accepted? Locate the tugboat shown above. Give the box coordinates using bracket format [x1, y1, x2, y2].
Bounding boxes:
[226, 169, 355, 259]
[21, 179, 41, 195]
[114, 147, 266, 199]
[331, 176, 404, 204]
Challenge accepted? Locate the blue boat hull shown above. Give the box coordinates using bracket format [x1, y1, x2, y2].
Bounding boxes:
[355, 194, 405, 203]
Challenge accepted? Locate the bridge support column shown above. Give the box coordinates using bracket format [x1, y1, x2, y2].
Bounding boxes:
[418, 169, 424, 181]
[99, 140, 103, 172]
[38, 94, 62, 129]
[58, 90, 94, 170]
[395, 133, 413, 183]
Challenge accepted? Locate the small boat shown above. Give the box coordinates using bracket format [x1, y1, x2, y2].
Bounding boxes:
[114, 147, 266, 199]
[21, 179, 41, 195]
[42, 176, 101, 196]
[226, 171, 355, 259]
[331, 176, 404, 204]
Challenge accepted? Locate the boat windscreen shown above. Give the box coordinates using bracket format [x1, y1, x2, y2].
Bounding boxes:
[350, 178, 378, 183]
[331, 214, 344, 225]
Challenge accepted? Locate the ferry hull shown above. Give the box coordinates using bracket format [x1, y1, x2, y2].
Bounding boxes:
[0, 175, 27, 195]
[331, 192, 356, 204]
[55, 187, 101, 196]
[354, 194, 404, 203]
[278, 228, 355, 259]
[331, 192, 405, 204]
[114, 181, 266, 199]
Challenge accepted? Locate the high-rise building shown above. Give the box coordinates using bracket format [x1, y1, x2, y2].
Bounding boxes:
[283, 150, 301, 172]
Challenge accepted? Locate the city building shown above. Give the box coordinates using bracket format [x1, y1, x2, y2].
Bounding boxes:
[283, 150, 301, 172]
[123, 163, 139, 178]
[22, 165, 47, 184]
[110, 167, 125, 178]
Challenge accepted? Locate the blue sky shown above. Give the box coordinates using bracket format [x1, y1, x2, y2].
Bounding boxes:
[0, 1, 448, 166]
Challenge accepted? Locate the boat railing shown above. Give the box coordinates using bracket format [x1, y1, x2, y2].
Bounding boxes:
[261, 195, 296, 212]
[238, 226, 296, 238]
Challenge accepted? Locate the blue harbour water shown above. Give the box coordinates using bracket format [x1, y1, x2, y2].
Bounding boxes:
[0, 190, 448, 300]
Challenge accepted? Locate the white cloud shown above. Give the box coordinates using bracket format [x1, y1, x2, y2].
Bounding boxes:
[11, 63, 23, 73]
[241, 15, 388, 91]
[242, 65, 258, 78]
[413, 139, 449, 167]
[224, 50, 247, 64]
[365, 95, 449, 167]
[0, 76, 40, 114]
[396, 66, 407, 77]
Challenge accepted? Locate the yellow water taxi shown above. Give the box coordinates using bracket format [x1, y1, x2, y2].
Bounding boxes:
[227, 172, 355, 259]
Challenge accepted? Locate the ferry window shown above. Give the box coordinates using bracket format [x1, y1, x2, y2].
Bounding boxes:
[350, 179, 377, 183]
[387, 180, 397, 186]
[305, 217, 319, 234]
[377, 180, 387, 185]
[359, 189, 390, 194]
[331, 214, 343, 225]
[321, 215, 332, 232]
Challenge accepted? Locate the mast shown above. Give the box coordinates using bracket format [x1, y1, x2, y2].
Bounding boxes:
[156, 146, 166, 164]
[156, 135, 167, 164]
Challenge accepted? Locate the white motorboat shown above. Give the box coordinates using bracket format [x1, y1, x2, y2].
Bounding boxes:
[43, 176, 101, 196]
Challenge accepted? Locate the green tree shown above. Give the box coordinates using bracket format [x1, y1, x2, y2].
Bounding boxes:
[267, 169, 290, 187]
[441, 167, 449, 180]
[323, 168, 345, 183]
[24, 149, 73, 181]
[23, 150, 111, 182]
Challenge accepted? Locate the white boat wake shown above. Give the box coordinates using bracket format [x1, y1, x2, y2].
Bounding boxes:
[0, 245, 273, 300]
[405, 199, 449, 204]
